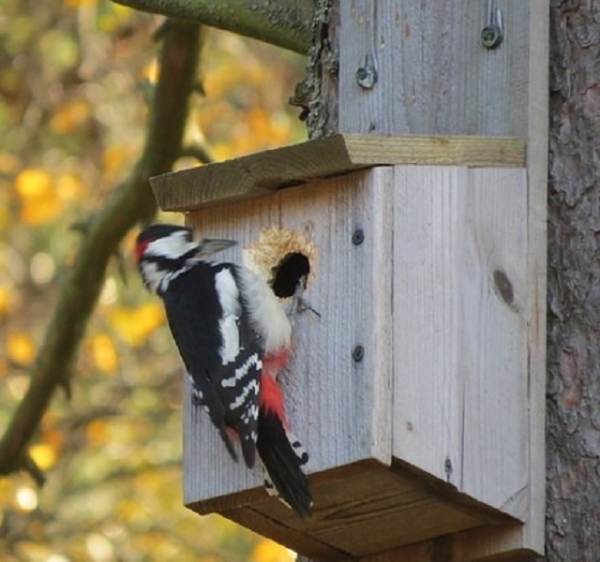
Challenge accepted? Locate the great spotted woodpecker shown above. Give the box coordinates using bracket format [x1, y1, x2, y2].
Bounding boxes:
[135, 224, 312, 517]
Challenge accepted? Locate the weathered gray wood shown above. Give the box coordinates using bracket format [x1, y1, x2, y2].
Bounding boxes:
[392, 166, 529, 520]
[523, 0, 548, 555]
[150, 134, 525, 212]
[180, 164, 542, 560]
[337, 1, 532, 136]
[183, 168, 394, 506]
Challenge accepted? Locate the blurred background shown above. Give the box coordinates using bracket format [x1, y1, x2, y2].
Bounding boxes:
[0, 0, 306, 559]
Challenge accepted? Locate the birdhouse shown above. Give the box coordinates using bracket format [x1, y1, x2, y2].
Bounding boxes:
[149, 1, 548, 559]
[150, 131, 545, 561]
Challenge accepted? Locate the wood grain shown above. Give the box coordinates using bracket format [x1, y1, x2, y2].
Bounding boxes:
[219, 460, 511, 560]
[392, 166, 529, 520]
[338, 1, 532, 136]
[151, 134, 525, 212]
[180, 165, 541, 559]
[523, 0, 548, 554]
[360, 525, 530, 562]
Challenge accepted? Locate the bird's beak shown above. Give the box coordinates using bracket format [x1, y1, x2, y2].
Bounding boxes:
[197, 238, 237, 257]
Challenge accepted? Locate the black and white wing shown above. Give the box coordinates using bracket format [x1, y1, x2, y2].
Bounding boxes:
[162, 262, 262, 468]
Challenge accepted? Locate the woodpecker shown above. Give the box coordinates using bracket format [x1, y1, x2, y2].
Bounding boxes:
[135, 224, 312, 517]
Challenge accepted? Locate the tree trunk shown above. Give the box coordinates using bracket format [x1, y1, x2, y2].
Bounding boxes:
[547, 2, 600, 560]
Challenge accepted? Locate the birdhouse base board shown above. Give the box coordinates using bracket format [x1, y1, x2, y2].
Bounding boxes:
[186, 459, 519, 560]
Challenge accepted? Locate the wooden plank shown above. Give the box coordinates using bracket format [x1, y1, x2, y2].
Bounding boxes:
[392, 166, 529, 520]
[221, 506, 348, 562]
[183, 168, 394, 507]
[301, 471, 485, 557]
[223, 461, 508, 560]
[523, 0, 548, 555]
[151, 134, 525, 212]
[360, 525, 532, 562]
[338, 1, 532, 136]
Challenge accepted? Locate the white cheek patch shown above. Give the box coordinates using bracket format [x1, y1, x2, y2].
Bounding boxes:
[146, 231, 197, 260]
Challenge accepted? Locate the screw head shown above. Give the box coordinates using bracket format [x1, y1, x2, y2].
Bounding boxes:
[352, 228, 365, 245]
[352, 345, 364, 363]
[444, 457, 453, 481]
[481, 24, 503, 49]
[356, 65, 378, 90]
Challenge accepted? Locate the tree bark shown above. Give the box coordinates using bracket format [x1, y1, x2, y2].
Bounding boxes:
[547, 2, 600, 560]
[111, 0, 314, 54]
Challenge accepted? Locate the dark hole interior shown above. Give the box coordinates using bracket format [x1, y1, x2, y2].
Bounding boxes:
[271, 252, 310, 298]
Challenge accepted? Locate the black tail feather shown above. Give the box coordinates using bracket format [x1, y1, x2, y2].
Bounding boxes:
[256, 410, 312, 518]
[239, 430, 256, 468]
[218, 426, 239, 463]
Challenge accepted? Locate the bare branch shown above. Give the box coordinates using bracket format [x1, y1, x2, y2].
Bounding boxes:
[111, 0, 314, 54]
[0, 22, 204, 479]
[179, 144, 214, 164]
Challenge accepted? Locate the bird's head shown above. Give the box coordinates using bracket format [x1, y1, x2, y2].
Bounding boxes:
[135, 224, 235, 293]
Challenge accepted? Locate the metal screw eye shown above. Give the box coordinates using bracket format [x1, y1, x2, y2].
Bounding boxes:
[356, 65, 378, 90]
[481, 24, 503, 49]
[481, 0, 504, 49]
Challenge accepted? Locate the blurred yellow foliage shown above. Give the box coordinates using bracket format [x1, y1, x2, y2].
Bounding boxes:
[108, 302, 165, 346]
[103, 145, 138, 179]
[30, 443, 57, 470]
[50, 98, 92, 133]
[14, 168, 53, 199]
[0, 284, 15, 317]
[6, 332, 36, 366]
[56, 173, 83, 200]
[90, 333, 119, 373]
[14, 168, 63, 225]
[0, 5, 305, 558]
[141, 58, 159, 84]
[0, 152, 20, 174]
[85, 419, 109, 445]
[64, 0, 99, 10]
[252, 539, 296, 562]
[42, 426, 65, 452]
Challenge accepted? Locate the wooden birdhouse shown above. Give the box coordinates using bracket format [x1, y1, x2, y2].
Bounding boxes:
[150, 2, 548, 560]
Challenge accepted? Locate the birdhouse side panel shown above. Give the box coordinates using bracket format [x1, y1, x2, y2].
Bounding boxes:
[392, 165, 529, 519]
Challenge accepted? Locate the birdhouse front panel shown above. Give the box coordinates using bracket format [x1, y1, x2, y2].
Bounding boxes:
[183, 167, 394, 510]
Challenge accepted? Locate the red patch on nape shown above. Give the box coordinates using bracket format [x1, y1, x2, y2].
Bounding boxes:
[259, 373, 288, 427]
[134, 239, 150, 261]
